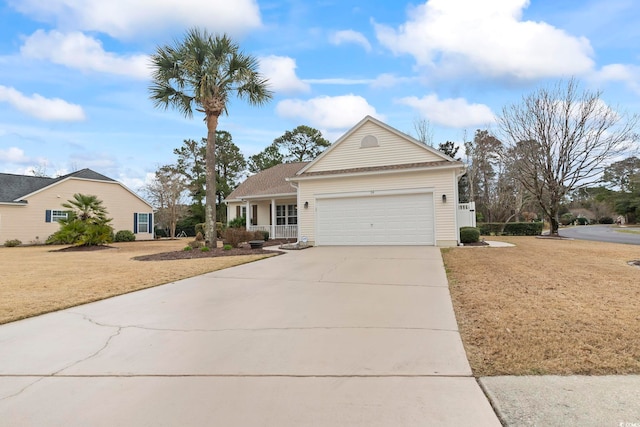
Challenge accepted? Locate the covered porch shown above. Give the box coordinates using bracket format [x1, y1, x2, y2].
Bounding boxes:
[230, 196, 299, 240]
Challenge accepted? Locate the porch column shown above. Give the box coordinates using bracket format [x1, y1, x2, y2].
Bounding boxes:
[246, 200, 251, 229]
[271, 198, 276, 238]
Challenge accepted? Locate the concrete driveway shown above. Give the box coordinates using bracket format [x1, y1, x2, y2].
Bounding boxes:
[0, 246, 500, 426]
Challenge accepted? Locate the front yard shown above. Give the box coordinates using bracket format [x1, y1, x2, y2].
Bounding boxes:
[443, 237, 640, 376]
[0, 239, 275, 324]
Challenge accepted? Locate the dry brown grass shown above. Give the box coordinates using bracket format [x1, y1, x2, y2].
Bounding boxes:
[443, 237, 640, 376]
[0, 239, 274, 325]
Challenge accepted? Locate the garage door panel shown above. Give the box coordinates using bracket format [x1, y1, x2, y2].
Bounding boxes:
[316, 193, 434, 246]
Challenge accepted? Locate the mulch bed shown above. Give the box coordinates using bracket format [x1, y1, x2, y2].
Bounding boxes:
[51, 245, 118, 252]
[133, 239, 292, 261]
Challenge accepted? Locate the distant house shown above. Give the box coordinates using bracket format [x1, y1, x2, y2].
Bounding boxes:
[0, 169, 154, 243]
[226, 116, 470, 246]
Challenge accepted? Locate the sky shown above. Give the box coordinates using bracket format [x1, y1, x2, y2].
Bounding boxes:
[1, 0, 639, 193]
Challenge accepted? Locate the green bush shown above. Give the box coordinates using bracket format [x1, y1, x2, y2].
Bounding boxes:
[599, 216, 614, 224]
[195, 223, 206, 236]
[460, 227, 480, 243]
[560, 213, 574, 226]
[114, 230, 136, 242]
[228, 215, 246, 229]
[223, 244, 232, 251]
[478, 222, 543, 236]
[256, 230, 269, 241]
[216, 222, 224, 238]
[183, 245, 192, 251]
[4, 239, 22, 247]
[200, 246, 210, 252]
[575, 217, 589, 225]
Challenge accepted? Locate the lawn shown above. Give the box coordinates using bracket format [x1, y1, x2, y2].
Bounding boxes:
[443, 237, 640, 376]
[0, 239, 275, 325]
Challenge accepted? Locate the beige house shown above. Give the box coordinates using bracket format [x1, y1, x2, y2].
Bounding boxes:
[0, 169, 154, 243]
[226, 116, 467, 246]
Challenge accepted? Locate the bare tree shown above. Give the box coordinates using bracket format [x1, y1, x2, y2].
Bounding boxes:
[412, 117, 434, 146]
[499, 78, 638, 235]
[145, 165, 188, 239]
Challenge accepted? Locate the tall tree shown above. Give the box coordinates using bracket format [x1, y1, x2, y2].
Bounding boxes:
[248, 142, 283, 173]
[173, 138, 206, 222]
[215, 130, 247, 222]
[412, 117, 434, 146]
[499, 78, 638, 235]
[144, 165, 188, 239]
[273, 125, 331, 162]
[464, 130, 503, 221]
[150, 28, 272, 245]
[602, 156, 640, 193]
[437, 141, 460, 160]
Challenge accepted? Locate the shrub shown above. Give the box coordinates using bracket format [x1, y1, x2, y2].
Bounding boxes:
[256, 230, 269, 241]
[575, 217, 589, 225]
[223, 244, 232, 251]
[195, 223, 206, 236]
[154, 228, 167, 238]
[200, 246, 210, 252]
[460, 227, 480, 243]
[222, 227, 254, 248]
[478, 222, 543, 236]
[599, 216, 614, 224]
[560, 213, 575, 226]
[216, 221, 224, 238]
[228, 215, 246, 229]
[4, 239, 22, 247]
[114, 230, 136, 242]
[183, 246, 192, 251]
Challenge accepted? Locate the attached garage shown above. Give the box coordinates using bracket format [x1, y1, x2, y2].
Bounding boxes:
[316, 191, 435, 246]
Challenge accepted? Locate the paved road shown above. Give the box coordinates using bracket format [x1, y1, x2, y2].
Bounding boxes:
[0, 246, 500, 426]
[559, 224, 640, 245]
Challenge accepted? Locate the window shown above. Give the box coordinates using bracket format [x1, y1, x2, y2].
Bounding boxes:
[276, 204, 297, 225]
[51, 210, 68, 222]
[138, 213, 149, 233]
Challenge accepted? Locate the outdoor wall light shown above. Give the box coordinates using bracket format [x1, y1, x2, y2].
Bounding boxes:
[442, 194, 447, 203]
[304, 201, 309, 209]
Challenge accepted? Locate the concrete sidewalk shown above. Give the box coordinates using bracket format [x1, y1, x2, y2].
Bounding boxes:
[0, 246, 500, 426]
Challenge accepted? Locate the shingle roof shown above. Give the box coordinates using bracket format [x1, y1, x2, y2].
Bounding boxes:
[0, 168, 116, 203]
[226, 162, 308, 200]
[296, 160, 463, 178]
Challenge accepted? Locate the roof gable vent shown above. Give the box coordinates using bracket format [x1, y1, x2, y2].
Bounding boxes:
[361, 135, 379, 148]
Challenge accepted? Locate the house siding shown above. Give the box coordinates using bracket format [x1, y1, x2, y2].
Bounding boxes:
[305, 121, 443, 173]
[298, 169, 459, 246]
[0, 178, 153, 243]
[227, 198, 297, 226]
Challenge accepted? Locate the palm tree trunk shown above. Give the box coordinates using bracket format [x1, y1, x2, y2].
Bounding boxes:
[205, 114, 219, 247]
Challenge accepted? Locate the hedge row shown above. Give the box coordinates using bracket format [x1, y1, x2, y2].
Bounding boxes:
[478, 222, 543, 236]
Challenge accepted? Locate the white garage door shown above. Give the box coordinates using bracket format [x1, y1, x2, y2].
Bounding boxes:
[316, 193, 434, 245]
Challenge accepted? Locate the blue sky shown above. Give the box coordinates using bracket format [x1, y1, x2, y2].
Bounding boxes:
[1, 0, 639, 191]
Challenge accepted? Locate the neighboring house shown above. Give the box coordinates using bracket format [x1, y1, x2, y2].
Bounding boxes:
[226, 116, 469, 246]
[0, 169, 154, 243]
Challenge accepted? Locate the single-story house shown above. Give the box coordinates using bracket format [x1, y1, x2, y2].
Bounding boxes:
[0, 168, 154, 243]
[226, 116, 469, 246]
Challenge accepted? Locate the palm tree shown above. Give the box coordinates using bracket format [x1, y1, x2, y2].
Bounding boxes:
[62, 193, 109, 224]
[149, 28, 272, 245]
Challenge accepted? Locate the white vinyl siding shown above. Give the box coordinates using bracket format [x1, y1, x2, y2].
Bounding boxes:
[305, 120, 444, 173]
[297, 169, 458, 246]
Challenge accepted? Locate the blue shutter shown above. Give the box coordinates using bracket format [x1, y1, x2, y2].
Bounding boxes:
[133, 213, 138, 234]
[148, 213, 153, 233]
[45, 210, 52, 223]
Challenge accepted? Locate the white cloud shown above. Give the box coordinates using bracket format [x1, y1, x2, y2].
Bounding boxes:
[303, 78, 374, 85]
[398, 94, 496, 128]
[258, 56, 310, 94]
[9, 0, 262, 39]
[21, 30, 149, 79]
[0, 85, 86, 121]
[370, 73, 416, 88]
[276, 95, 383, 130]
[0, 147, 30, 163]
[591, 64, 640, 94]
[330, 30, 372, 52]
[374, 0, 595, 80]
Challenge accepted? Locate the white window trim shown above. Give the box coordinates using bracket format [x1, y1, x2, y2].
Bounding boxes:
[51, 210, 68, 222]
[276, 204, 297, 225]
[138, 213, 149, 233]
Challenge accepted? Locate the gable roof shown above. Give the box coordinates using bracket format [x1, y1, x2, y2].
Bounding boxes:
[296, 115, 460, 177]
[0, 169, 148, 207]
[226, 162, 308, 201]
